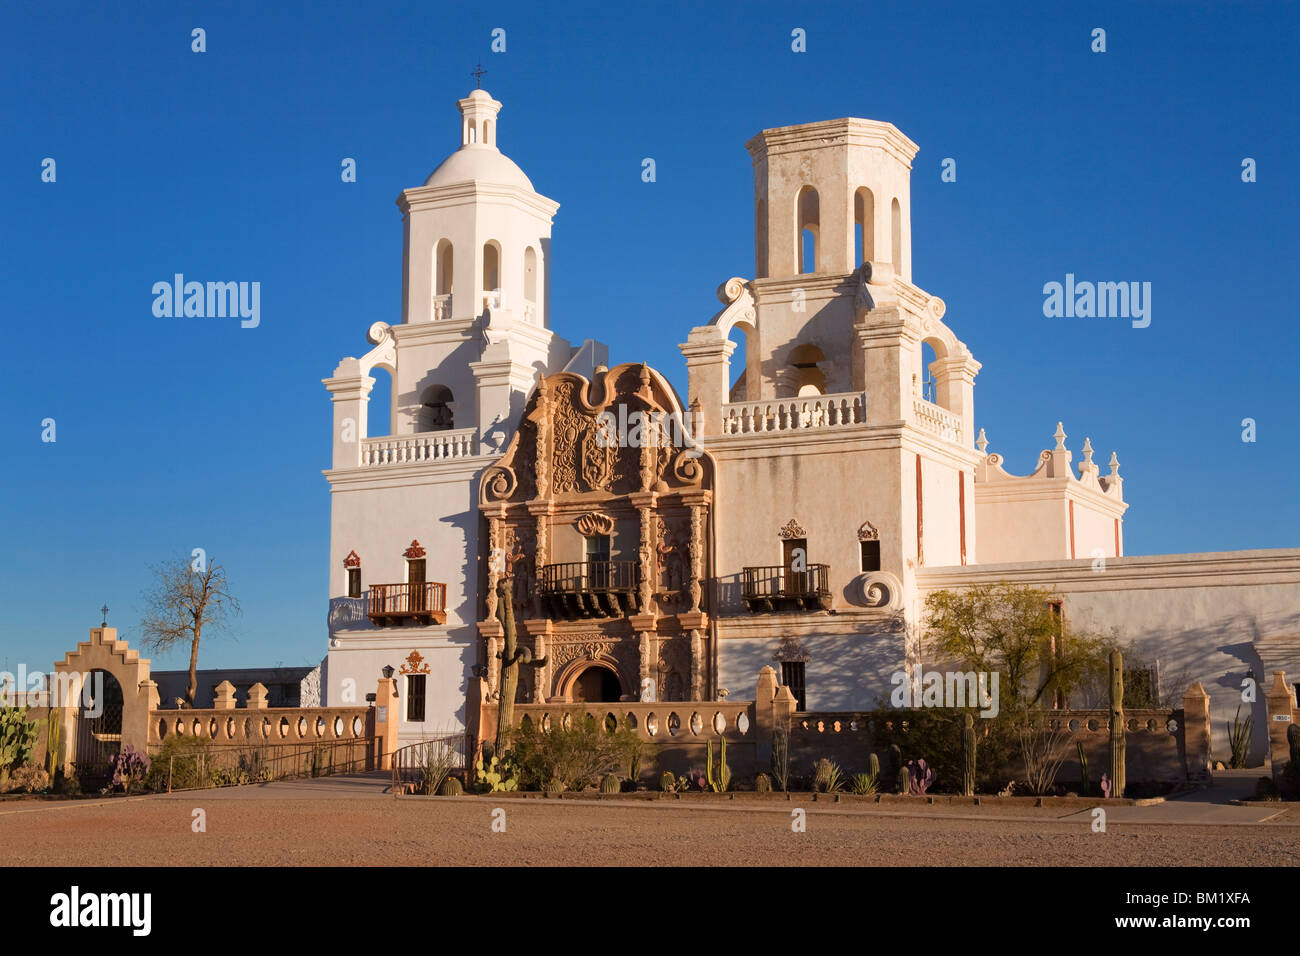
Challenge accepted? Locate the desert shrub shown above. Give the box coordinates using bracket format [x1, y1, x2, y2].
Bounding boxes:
[3, 763, 50, 793]
[1018, 723, 1071, 796]
[1227, 705, 1253, 770]
[812, 758, 845, 793]
[1256, 776, 1281, 801]
[144, 735, 213, 791]
[416, 735, 462, 795]
[510, 712, 641, 791]
[849, 771, 878, 796]
[873, 708, 1018, 794]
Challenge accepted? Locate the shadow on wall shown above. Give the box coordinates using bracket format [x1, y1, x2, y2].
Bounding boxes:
[719, 620, 906, 710]
[328, 597, 375, 635]
[1045, 604, 1300, 766]
[441, 499, 480, 627]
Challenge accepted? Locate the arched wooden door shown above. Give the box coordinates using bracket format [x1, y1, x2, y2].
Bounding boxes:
[571, 665, 623, 703]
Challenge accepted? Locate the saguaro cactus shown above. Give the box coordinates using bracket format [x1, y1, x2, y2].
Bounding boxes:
[495, 576, 547, 753]
[1108, 649, 1126, 799]
[961, 712, 977, 796]
[889, 743, 905, 793]
[45, 712, 63, 782]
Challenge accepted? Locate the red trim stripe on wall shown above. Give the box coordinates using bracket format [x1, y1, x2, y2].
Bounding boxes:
[1068, 499, 1076, 560]
[915, 454, 924, 567]
[958, 471, 966, 566]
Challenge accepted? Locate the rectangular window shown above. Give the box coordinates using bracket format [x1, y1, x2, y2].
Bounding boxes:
[780, 661, 806, 711]
[860, 540, 881, 572]
[1124, 667, 1157, 708]
[406, 674, 426, 722]
[584, 534, 611, 563]
[347, 567, 361, 598]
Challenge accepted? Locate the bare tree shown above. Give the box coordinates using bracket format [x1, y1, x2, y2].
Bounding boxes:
[139, 557, 240, 707]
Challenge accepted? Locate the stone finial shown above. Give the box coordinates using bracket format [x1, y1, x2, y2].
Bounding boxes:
[1081, 437, 1094, 465]
[213, 680, 237, 710]
[246, 682, 269, 709]
[1108, 451, 1120, 476]
[1053, 422, 1067, 450]
[975, 428, 989, 455]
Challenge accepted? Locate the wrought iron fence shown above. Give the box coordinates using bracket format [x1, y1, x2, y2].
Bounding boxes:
[390, 732, 469, 795]
[157, 737, 374, 792]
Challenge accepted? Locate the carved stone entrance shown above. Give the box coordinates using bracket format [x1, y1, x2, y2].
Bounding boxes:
[570, 665, 623, 703]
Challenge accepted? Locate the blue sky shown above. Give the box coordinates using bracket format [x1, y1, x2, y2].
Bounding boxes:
[2, 0, 1297, 673]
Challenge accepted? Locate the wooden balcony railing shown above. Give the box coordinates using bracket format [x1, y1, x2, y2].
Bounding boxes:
[540, 561, 641, 619]
[368, 582, 447, 626]
[741, 564, 832, 613]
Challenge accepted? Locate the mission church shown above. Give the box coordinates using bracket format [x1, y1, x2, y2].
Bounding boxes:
[319, 86, 1300, 761]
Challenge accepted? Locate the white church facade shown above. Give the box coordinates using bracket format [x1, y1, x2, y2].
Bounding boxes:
[321, 88, 1300, 762]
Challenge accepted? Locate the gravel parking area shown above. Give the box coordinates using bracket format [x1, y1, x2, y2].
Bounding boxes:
[3, 779, 1298, 867]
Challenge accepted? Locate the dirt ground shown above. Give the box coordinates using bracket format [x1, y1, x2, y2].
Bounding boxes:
[3, 778, 1299, 866]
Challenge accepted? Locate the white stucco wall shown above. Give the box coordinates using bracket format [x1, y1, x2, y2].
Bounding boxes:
[917, 550, 1300, 765]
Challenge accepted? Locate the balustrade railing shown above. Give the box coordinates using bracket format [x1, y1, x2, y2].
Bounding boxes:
[511, 701, 756, 743]
[151, 706, 372, 746]
[540, 561, 641, 618]
[369, 582, 448, 625]
[719, 391, 866, 435]
[741, 564, 832, 612]
[360, 427, 477, 466]
[912, 398, 964, 443]
[541, 561, 640, 593]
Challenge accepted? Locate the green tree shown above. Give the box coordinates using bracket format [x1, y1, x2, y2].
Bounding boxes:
[923, 583, 1109, 717]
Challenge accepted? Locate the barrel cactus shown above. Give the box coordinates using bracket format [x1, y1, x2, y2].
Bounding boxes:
[600, 773, 620, 794]
[543, 777, 564, 794]
[438, 776, 463, 796]
[755, 772, 772, 793]
[660, 770, 676, 792]
[868, 752, 880, 779]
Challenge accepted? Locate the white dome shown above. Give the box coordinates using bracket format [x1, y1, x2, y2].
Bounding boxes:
[424, 145, 534, 190]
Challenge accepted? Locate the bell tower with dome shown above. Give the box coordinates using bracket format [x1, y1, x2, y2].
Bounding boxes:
[320, 87, 607, 741]
[400, 88, 555, 330]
